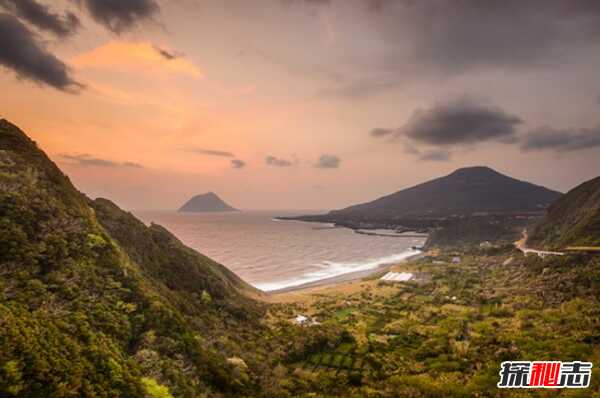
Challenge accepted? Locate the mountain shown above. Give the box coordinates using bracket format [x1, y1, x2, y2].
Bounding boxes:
[329, 166, 560, 217]
[527, 176, 600, 250]
[2, 119, 599, 397]
[179, 192, 238, 212]
[0, 119, 270, 396]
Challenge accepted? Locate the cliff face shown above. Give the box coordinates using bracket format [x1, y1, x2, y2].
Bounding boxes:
[527, 176, 600, 250]
[178, 192, 238, 212]
[0, 119, 262, 396]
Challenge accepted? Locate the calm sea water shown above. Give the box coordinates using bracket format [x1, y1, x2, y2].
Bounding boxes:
[134, 210, 426, 291]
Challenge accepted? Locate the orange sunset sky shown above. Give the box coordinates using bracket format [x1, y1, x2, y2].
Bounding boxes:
[1, 0, 600, 210]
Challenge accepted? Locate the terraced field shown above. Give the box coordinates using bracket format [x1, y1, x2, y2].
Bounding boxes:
[303, 342, 369, 376]
[271, 247, 600, 396]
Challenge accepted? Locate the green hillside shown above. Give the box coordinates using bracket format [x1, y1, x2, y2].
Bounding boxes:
[0, 119, 268, 397]
[527, 176, 600, 250]
[2, 118, 600, 397]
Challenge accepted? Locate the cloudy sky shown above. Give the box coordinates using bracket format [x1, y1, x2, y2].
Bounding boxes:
[1, 0, 599, 210]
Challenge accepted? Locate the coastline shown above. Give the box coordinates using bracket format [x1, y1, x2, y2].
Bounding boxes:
[253, 217, 428, 294]
[266, 251, 424, 295]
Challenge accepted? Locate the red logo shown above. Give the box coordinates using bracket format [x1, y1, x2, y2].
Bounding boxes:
[530, 361, 561, 387]
[498, 361, 592, 388]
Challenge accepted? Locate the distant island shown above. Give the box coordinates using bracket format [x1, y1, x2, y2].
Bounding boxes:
[2, 119, 600, 397]
[178, 192, 239, 212]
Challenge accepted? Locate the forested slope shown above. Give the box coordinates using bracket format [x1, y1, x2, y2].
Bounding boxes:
[0, 119, 268, 397]
[528, 176, 600, 250]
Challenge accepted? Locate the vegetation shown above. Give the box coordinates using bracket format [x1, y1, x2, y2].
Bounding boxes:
[268, 247, 600, 396]
[0, 119, 340, 397]
[528, 176, 600, 250]
[1, 119, 599, 397]
[425, 214, 533, 248]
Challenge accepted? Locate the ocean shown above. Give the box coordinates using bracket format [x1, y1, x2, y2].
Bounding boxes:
[134, 210, 426, 292]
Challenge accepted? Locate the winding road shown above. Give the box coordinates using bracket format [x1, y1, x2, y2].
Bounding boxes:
[515, 231, 564, 258]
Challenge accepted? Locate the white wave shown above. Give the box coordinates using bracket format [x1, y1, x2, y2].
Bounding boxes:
[253, 248, 421, 292]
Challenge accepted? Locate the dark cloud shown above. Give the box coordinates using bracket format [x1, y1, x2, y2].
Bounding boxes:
[312, 1, 600, 98]
[376, 99, 600, 156]
[75, 0, 159, 33]
[61, 153, 143, 168]
[0, 13, 83, 92]
[315, 154, 340, 169]
[192, 148, 234, 157]
[231, 159, 246, 169]
[399, 99, 523, 146]
[520, 127, 600, 152]
[0, 0, 79, 37]
[266, 155, 295, 167]
[153, 45, 182, 60]
[419, 149, 451, 162]
[373, 1, 600, 73]
[370, 127, 395, 138]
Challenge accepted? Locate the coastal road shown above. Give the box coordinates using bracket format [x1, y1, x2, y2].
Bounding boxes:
[515, 231, 564, 258]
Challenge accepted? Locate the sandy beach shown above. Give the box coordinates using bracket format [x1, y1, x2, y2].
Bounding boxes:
[265, 251, 425, 304]
[265, 251, 424, 294]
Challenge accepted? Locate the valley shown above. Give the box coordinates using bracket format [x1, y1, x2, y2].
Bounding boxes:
[1, 119, 599, 397]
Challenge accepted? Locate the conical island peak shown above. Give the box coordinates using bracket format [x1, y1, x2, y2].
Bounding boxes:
[178, 192, 239, 212]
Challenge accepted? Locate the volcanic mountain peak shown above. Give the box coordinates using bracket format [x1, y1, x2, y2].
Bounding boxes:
[330, 166, 561, 217]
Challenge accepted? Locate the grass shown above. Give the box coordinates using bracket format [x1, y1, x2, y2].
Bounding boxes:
[332, 307, 354, 321]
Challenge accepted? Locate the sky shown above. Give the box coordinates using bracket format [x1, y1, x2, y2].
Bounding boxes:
[1, 0, 600, 210]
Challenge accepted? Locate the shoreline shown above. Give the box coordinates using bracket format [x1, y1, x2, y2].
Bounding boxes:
[266, 251, 424, 295]
[274, 215, 431, 246]
[261, 217, 428, 295]
[353, 229, 428, 238]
